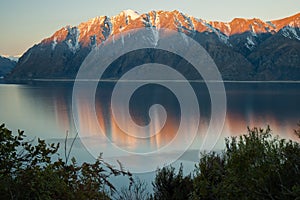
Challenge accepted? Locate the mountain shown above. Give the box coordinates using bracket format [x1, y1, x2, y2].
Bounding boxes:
[1, 55, 20, 62]
[7, 10, 300, 81]
[0, 56, 16, 78]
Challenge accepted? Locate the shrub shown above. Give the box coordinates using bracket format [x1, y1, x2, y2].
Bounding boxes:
[151, 126, 300, 200]
[192, 126, 300, 200]
[152, 164, 193, 200]
[0, 124, 132, 199]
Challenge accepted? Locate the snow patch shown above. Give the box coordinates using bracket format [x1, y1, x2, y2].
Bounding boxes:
[247, 37, 255, 45]
[193, 17, 202, 23]
[202, 21, 230, 45]
[281, 26, 300, 41]
[266, 21, 276, 29]
[121, 33, 124, 46]
[224, 23, 232, 36]
[245, 36, 255, 50]
[154, 12, 160, 28]
[87, 17, 100, 32]
[173, 12, 195, 34]
[51, 37, 57, 50]
[143, 13, 152, 27]
[1, 55, 20, 62]
[90, 35, 97, 48]
[65, 26, 80, 53]
[151, 27, 159, 46]
[123, 9, 140, 20]
[103, 17, 113, 37]
[250, 25, 257, 37]
[180, 12, 195, 32]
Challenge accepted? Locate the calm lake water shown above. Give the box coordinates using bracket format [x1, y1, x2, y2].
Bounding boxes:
[0, 82, 299, 188]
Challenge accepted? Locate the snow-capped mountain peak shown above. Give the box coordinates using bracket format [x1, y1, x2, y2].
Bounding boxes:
[122, 9, 140, 20]
[8, 10, 300, 81]
[40, 10, 300, 52]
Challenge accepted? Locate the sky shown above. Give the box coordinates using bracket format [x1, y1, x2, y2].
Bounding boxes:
[0, 0, 299, 56]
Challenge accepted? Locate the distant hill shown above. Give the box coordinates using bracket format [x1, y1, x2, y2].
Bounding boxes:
[0, 56, 16, 78]
[7, 10, 300, 81]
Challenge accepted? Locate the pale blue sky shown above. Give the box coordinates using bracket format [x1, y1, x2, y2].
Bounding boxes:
[0, 0, 299, 56]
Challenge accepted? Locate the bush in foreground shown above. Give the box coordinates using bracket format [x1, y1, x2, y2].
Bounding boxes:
[151, 164, 193, 200]
[0, 124, 132, 199]
[153, 126, 300, 200]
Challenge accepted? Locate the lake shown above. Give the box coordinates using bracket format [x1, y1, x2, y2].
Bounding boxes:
[0, 81, 299, 188]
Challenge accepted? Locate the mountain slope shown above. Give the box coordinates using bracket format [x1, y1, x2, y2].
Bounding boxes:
[0, 56, 16, 78]
[7, 10, 300, 81]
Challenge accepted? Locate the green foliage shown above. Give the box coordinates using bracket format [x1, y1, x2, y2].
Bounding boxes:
[151, 126, 300, 200]
[0, 124, 132, 200]
[191, 126, 300, 200]
[151, 164, 193, 200]
[2, 123, 300, 200]
[192, 152, 225, 200]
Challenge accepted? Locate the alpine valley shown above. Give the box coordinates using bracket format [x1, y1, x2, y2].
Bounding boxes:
[6, 10, 300, 81]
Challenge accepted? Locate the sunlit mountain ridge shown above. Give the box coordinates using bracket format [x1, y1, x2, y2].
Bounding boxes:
[7, 10, 300, 81]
